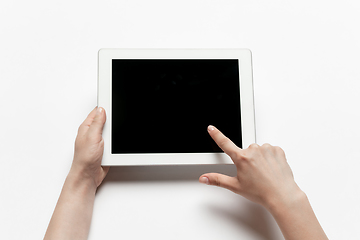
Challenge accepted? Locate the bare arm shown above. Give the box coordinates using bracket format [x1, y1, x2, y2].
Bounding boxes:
[199, 125, 328, 240]
[44, 107, 109, 240]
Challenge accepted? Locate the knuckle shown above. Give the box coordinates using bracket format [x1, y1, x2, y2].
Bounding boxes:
[274, 146, 283, 152]
[247, 144, 260, 157]
[261, 143, 275, 155]
[262, 143, 272, 149]
[274, 146, 286, 156]
[213, 176, 221, 187]
[241, 148, 258, 162]
[233, 149, 246, 160]
[249, 143, 259, 149]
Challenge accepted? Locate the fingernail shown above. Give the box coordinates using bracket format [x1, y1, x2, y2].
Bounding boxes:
[208, 125, 215, 132]
[199, 176, 209, 185]
[97, 107, 103, 113]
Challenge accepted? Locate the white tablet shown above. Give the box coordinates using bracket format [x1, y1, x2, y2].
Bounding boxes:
[98, 49, 255, 166]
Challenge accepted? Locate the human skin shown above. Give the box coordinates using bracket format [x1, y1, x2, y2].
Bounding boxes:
[44, 108, 328, 240]
[199, 125, 328, 240]
[44, 107, 109, 240]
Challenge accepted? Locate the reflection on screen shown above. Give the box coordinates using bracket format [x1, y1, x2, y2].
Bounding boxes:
[112, 59, 241, 154]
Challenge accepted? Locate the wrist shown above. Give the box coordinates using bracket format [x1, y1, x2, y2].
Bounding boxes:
[66, 166, 98, 194]
[265, 186, 307, 216]
[264, 188, 328, 240]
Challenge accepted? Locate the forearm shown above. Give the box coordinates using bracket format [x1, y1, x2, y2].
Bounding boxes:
[267, 191, 328, 240]
[44, 169, 97, 240]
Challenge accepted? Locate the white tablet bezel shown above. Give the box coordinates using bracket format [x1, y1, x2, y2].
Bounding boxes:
[98, 48, 256, 166]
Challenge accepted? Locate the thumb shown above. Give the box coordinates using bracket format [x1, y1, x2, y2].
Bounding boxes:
[88, 107, 106, 138]
[102, 166, 110, 179]
[199, 173, 240, 193]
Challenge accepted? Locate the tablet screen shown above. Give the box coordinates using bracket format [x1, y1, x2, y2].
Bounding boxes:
[112, 59, 242, 154]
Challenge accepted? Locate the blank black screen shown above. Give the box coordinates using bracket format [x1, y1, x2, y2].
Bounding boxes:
[112, 59, 242, 153]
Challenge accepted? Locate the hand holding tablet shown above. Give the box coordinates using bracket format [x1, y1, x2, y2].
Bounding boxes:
[72, 106, 109, 187]
[45, 50, 328, 240]
[98, 49, 256, 165]
[45, 106, 328, 240]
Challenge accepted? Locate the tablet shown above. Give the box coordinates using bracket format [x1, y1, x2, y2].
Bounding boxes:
[98, 49, 255, 166]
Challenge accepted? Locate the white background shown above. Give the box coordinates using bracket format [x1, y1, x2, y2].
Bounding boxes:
[0, 0, 359, 239]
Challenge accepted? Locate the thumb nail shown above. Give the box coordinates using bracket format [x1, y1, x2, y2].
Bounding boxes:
[199, 176, 209, 185]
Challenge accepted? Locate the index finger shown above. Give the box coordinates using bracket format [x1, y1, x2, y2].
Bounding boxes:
[207, 125, 241, 159]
